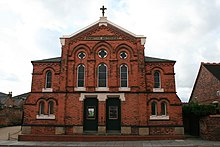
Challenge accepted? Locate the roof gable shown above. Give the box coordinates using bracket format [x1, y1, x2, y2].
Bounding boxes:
[60, 17, 146, 46]
[189, 62, 220, 103]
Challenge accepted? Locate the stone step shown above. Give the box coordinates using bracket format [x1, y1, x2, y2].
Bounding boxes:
[18, 134, 185, 142]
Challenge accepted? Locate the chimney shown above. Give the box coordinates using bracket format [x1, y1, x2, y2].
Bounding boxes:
[8, 92, 12, 98]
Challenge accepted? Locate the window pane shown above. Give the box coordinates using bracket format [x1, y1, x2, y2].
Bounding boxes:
[99, 80, 106, 87]
[109, 106, 118, 119]
[120, 65, 128, 87]
[154, 71, 160, 88]
[39, 102, 45, 115]
[78, 80, 84, 87]
[49, 101, 54, 115]
[161, 102, 166, 115]
[46, 71, 52, 88]
[98, 64, 107, 87]
[121, 81, 127, 87]
[151, 102, 157, 115]
[77, 65, 84, 87]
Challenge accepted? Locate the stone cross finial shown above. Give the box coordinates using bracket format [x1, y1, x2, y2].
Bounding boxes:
[100, 5, 107, 17]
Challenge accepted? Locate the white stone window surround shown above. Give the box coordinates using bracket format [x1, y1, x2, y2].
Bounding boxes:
[149, 115, 169, 120]
[77, 64, 85, 88]
[79, 93, 125, 101]
[120, 64, 129, 88]
[97, 63, 108, 88]
[36, 114, 55, 120]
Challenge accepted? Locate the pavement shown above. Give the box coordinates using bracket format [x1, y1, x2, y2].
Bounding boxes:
[0, 126, 220, 147]
[0, 139, 220, 147]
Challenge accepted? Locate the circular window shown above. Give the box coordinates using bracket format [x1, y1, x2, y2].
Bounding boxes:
[78, 52, 86, 59]
[98, 49, 107, 58]
[120, 51, 127, 59]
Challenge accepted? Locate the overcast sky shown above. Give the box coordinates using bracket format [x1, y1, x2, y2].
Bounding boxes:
[0, 0, 220, 102]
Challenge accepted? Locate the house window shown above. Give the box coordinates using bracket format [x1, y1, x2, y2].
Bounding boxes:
[120, 65, 128, 87]
[39, 101, 45, 115]
[77, 64, 85, 87]
[45, 70, 52, 88]
[161, 102, 167, 116]
[98, 63, 107, 87]
[154, 71, 161, 88]
[48, 101, 54, 115]
[151, 102, 157, 115]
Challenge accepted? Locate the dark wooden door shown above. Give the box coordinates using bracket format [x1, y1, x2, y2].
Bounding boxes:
[83, 98, 98, 132]
[106, 98, 121, 132]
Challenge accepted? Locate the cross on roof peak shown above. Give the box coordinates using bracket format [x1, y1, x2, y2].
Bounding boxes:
[100, 5, 107, 17]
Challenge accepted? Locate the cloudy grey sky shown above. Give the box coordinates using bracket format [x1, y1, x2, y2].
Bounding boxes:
[0, 0, 220, 101]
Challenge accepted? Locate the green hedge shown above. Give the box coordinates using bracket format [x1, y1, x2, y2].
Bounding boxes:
[183, 102, 216, 117]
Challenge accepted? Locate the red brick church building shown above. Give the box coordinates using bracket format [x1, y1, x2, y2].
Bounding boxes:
[21, 12, 183, 140]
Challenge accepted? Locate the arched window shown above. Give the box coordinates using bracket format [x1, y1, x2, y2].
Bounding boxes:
[154, 71, 161, 88]
[48, 101, 54, 115]
[45, 70, 52, 88]
[120, 65, 128, 87]
[151, 102, 157, 116]
[161, 102, 167, 116]
[39, 101, 45, 115]
[77, 64, 85, 87]
[98, 63, 107, 87]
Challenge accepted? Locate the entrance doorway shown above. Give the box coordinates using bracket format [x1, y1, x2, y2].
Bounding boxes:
[83, 98, 98, 132]
[106, 98, 121, 132]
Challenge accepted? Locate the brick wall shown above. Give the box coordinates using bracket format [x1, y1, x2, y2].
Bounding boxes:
[200, 115, 220, 141]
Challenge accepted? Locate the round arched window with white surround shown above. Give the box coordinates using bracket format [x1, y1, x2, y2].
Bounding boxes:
[98, 49, 108, 58]
[78, 52, 86, 60]
[120, 51, 127, 59]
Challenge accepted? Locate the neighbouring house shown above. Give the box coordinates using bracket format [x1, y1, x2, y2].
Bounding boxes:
[0, 92, 29, 126]
[20, 10, 183, 141]
[190, 62, 220, 108]
[189, 62, 220, 141]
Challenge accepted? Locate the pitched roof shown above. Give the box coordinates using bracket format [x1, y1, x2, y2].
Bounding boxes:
[203, 63, 220, 81]
[0, 92, 7, 103]
[32, 56, 175, 64]
[144, 56, 175, 63]
[0, 92, 7, 97]
[12, 92, 29, 100]
[32, 57, 61, 63]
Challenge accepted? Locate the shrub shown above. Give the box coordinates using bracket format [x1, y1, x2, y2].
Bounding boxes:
[183, 102, 216, 117]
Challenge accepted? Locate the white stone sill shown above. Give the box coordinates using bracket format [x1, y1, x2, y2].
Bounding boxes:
[153, 88, 164, 92]
[42, 88, 53, 92]
[74, 87, 86, 91]
[95, 87, 109, 91]
[36, 114, 55, 120]
[119, 87, 131, 91]
[150, 115, 169, 120]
